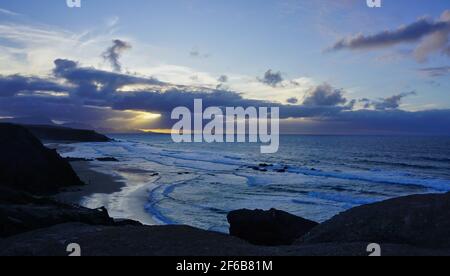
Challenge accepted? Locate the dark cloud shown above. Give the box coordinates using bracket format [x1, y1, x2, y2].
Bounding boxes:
[53, 59, 163, 101]
[286, 97, 299, 104]
[0, 75, 67, 97]
[258, 70, 284, 87]
[419, 66, 450, 77]
[0, 59, 449, 135]
[102, 39, 132, 72]
[361, 91, 417, 110]
[328, 10, 450, 62]
[190, 48, 210, 58]
[303, 84, 347, 106]
[320, 109, 450, 136]
[218, 75, 228, 83]
[216, 75, 229, 89]
[0, 61, 352, 123]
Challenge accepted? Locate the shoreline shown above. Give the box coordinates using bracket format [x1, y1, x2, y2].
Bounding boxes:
[55, 161, 126, 204]
[55, 161, 157, 226]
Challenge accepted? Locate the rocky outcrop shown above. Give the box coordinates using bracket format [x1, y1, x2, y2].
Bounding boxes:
[227, 209, 319, 246]
[0, 185, 144, 238]
[0, 123, 84, 194]
[25, 125, 111, 142]
[96, 157, 119, 162]
[0, 187, 118, 238]
[300, 192, 450, 249]
[1, 223, 449, 256]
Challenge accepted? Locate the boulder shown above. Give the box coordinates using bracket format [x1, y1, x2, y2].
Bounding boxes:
[227, 209, 319, 246]
[0, 123, 84, 194]
[301, 192, 450, 249]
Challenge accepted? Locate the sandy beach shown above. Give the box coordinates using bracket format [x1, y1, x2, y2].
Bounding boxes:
[55, 161, 157, 225]
[55, 161, 125, 204]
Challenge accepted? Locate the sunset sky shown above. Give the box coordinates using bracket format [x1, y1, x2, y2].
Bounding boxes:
[0, 0, 449, 134]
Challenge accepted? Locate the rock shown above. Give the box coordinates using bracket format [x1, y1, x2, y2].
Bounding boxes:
[0, 223, 278, 256]
[96, 157, 119, 162]
[300, 192, 450, 249]
[113, 219, 143, 226]
[1, 223, 450, 256]
[0, 187, 115, 237]
[227, 209, 319, 246]
[0, 204, 115, 238]
[24, 125, 111, 142]
[0, 123, 84, 194]
[64, 157, 93, 162]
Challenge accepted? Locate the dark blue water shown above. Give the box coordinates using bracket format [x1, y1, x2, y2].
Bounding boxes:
[62, 134, 450, 232]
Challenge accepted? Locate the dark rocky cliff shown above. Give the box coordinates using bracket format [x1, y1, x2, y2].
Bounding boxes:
[25, 125, 111, 142]
[0, 123, 84, 194]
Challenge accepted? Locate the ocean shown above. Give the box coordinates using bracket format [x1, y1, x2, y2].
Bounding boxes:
[59, 134, 450, 233]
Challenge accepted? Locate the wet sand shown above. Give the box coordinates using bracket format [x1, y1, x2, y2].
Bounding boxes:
[55, 161, 126, 204]
[55, 161, 157, 225]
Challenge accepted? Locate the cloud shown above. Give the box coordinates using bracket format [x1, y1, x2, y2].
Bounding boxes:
[0, 20, 124, 76]
[286, 97, 299, 104]
[328, 10, 450, 62]
[0, 59, 353, 124]
[0, 8, 19, 16]
[320, 109, 450, 136]
[419, 66, 450, 77]
[218, 75, 228, 83]
[53, 58, 163, 100]
[258, 70, 284, 87]
[0, 75, 67, 97]
[303, 83, 347, 106]
[0, 58, 449, 135]
[361, 91, 417, 110]
[216, 75, 229, 89]
[102, 39, 132, 72]
[189, 48, 210, 58]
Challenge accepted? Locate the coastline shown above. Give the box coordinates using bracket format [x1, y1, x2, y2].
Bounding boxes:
[55, 160, 157, 226]
[55, 161, 125, 204]
[1, 124, 449, 256]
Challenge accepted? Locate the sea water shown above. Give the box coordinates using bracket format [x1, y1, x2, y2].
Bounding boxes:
[59, 134, 450, 233]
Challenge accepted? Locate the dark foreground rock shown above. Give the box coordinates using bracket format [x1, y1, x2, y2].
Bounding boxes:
[96, 157, 119, 162]
[1, 223, 449, 256]
[300, 192, 450, 249]
[0, 123, 84, 194]
[25, 125, 111, 142]
[228, 209, 319, 246]
[0, 187, 119, 238]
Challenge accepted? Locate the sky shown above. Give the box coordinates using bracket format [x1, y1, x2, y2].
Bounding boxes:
[0, 0, 449, 135]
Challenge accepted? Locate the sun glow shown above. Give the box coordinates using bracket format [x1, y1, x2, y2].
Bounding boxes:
[139, 128, 173, 134]
[131, 111, 162, 121]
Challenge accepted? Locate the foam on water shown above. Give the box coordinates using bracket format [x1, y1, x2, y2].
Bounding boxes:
[287, 167, 450, 192]
[59, 135, 450, 230]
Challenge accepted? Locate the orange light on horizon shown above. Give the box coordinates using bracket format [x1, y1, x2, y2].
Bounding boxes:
[139, 128, 173, 134]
